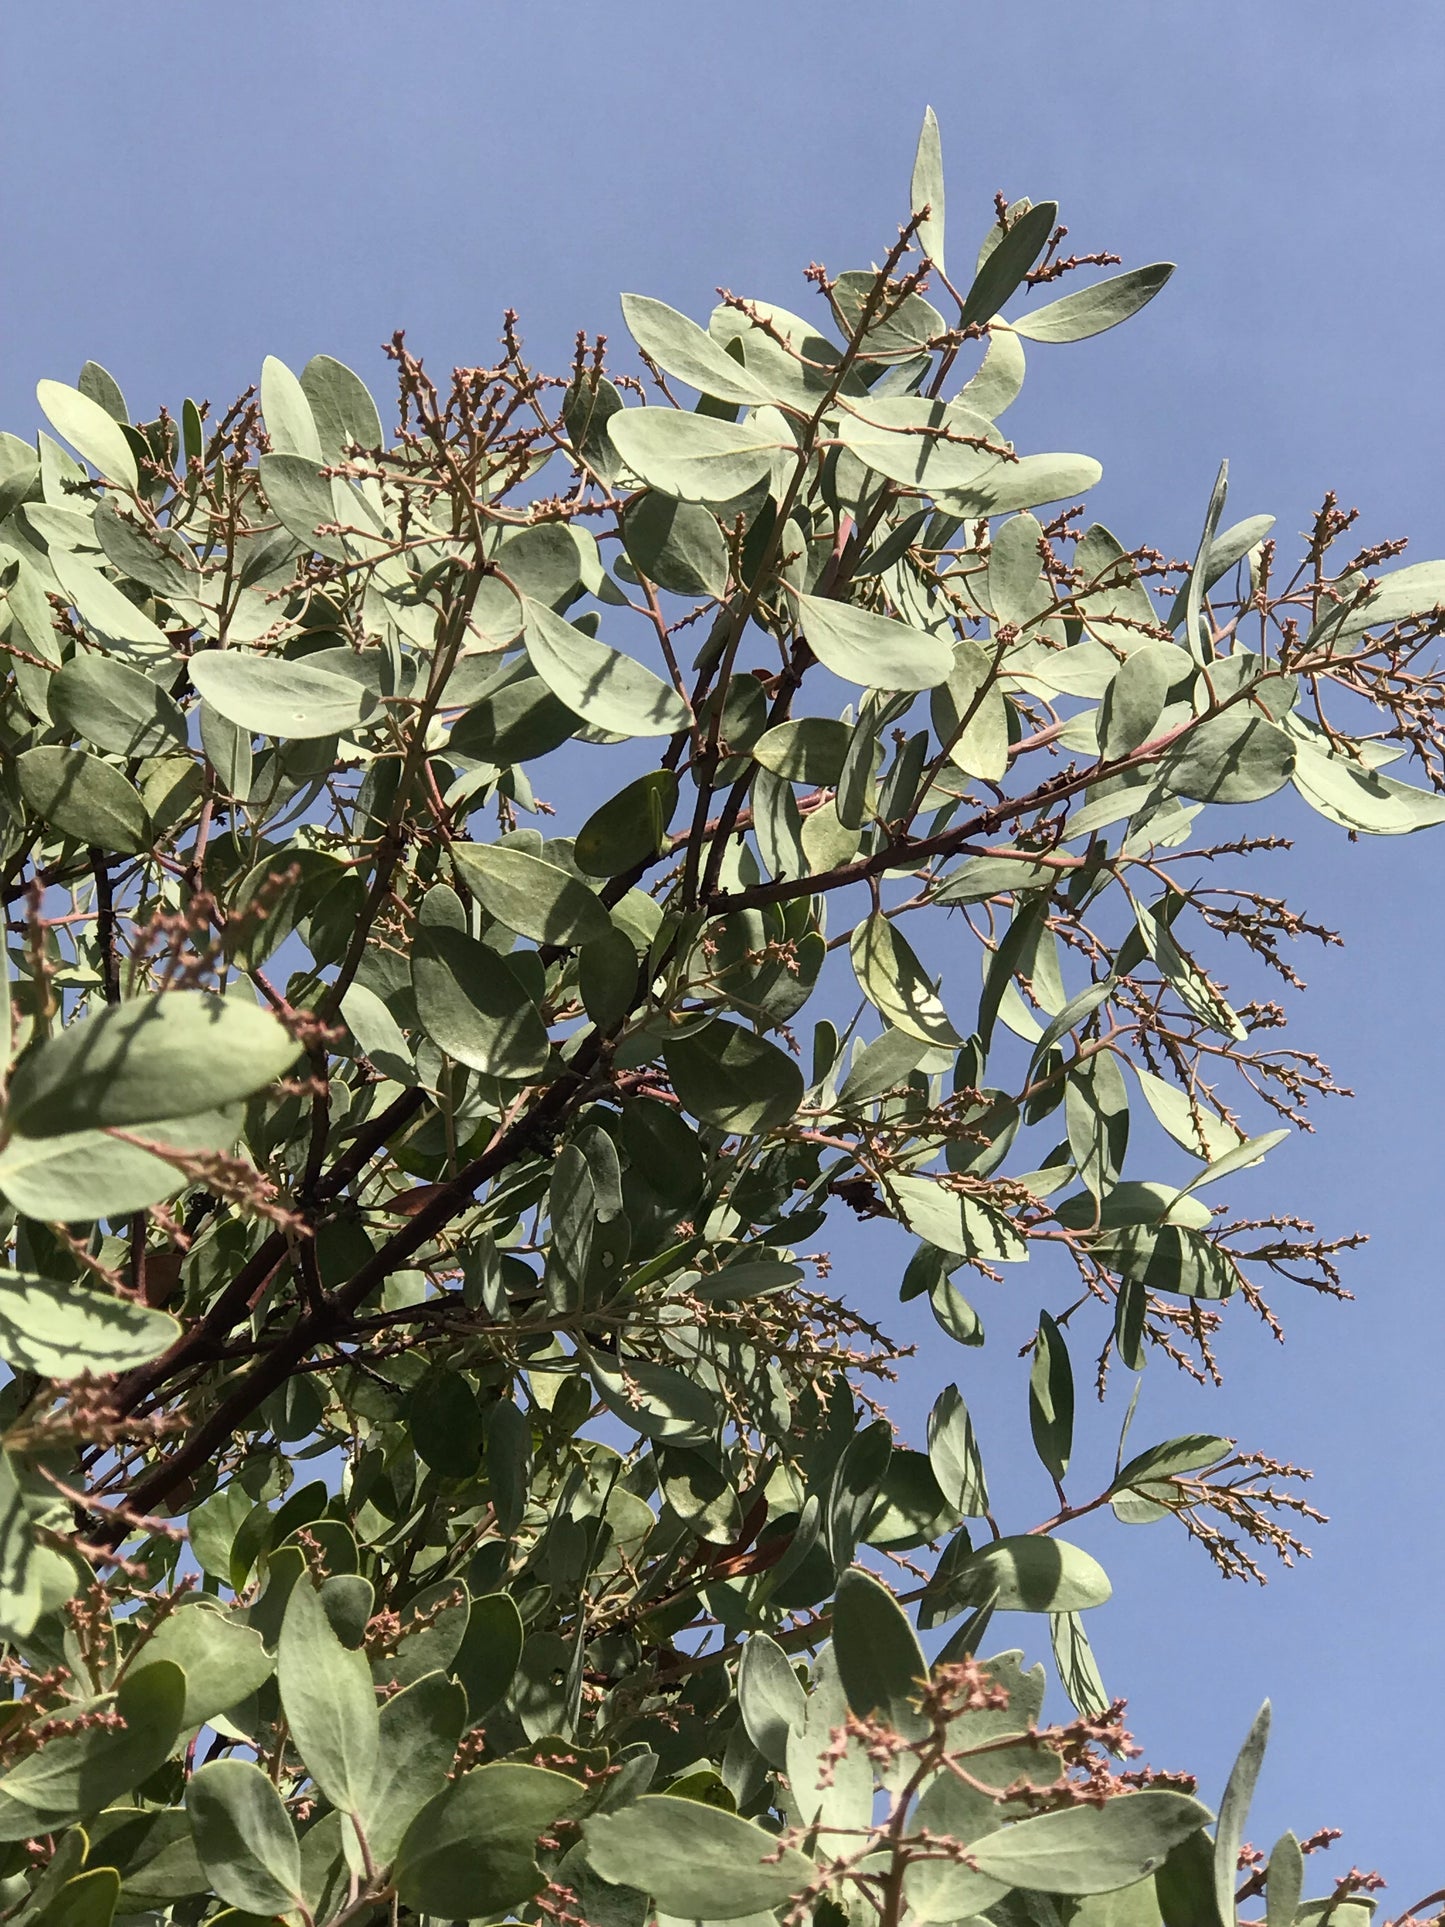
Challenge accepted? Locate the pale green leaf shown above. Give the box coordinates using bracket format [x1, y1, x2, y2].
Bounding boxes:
[411, 926, 551, 1080]
[450, 841, 612, 947]
[523, 595, 690, 737]
[15, 746, 150, 855]
[4, 994, 299, 1139]
[607, 409, 780, 503]
[0, 1272, 177, 1378]
[188, 650, 378, 740]
[793, 589, 951, 690]
[584, 1796, 815, 1920]
[1013, 264, 1175, 342]
[972, 1790, 1212, 1894]
[36, 380, 138, 491]
[620, 295, 773, 407]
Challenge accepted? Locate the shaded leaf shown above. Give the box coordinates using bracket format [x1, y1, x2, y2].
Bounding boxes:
[5, 994, 297, 1140]
[971, 1790, 1213, 1895]
[664, 1019, 804, 1135]
[411, 925, 551, 1080]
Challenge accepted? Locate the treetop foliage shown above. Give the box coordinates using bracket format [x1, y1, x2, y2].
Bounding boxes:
[0, 102, 1440, 1927]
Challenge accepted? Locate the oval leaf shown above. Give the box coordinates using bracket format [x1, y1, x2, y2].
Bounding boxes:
[664, 1019, 804, 1135]
[4, 994, 299, 1140]
[0, 1272, 177, 1378]
[522, 596, 690, 738]
[450, 841, 612, 947]
[188, 650, 378, 740]
[583, 1795, 815, 1919]
[794, 590, 951, 691]
[971, 1790, 1213, 1895]
[411, 926, 551, 1080]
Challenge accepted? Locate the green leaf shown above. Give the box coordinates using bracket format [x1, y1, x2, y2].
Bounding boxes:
[1117, 1433, 1225, 1503]
[1066, 1051, 1130, 1200]
[792, 589, 951, 691]
[184, 1759, 305, 1918]
[1326, 555, 1445, 644]
[737, 1634, 806, 1769]
[450, 840, 612, 946]
[862, 1447, 960, 1549]
[0, 1271, 176, 1378]
[941, 450, 1104, 518]
[1099, 646, 1174, 759]
[260, 355, 322, 460]
[836, 396, 1003, 492]
[4, 994, 298, 1140]
[826, 1419, 893, 1570]
[585, 1344, 718, 1444]
[851, 913, 962, 1047]
[579, 925, 642, 1029]
[1029, 1310, 1075, 1483]
[277, 1577, 379, 1813]
[257, 453, 349, 562]
[1013, 264, 1175, 342]
[49, 655, 187, 758]
[50, 550, 171, 652]
[1131, 1065, 1240, 1161]
[583, 1796, 816, 1919]
[0, 1661, 185, 1824]
[1165, 709, 1294, 804]
[30, 1868, 120, 1927]
[360, 1670, 467, 1865]
[752, 717, 854, 786]
[985, 510, 1053, 629]
[932, 633, 1010, 780]
[1164, 514, 1275, 630]
[341, 983, 415, 1085]
[1183, 460, 1229, 661]
[891, 1175, 1028, 1263]
[621, 491, 729, 597]
[450, 669, 578, 765]
[564, 373, 626, 481]
[411, 925, 551, 1080]
[1214, 1703, 1270, 1927]
[576, 769, 679, 876]
[1290, 734, 1445, 834]
[523, 595, 690, 737]
[1266, 1833, 1304, 1927]
[1051, 1609, 1111, 1718]
[1104, 1223, 1240, 1301]
[620, 295, 774, 407]
[451, 1590, 524, 1720]
[299, 353, 384, 461]
[132, 1604, 274, 1726]
[960, 200, 1058, 330]
[910, 105, 946, 274]
[832, 1568, 928, 1740]
[904, 1769, 1009, 1920]
[0, 1109, 240, 1222]
[394, 1763, 581, 1916]
[188, 650, 378, 740]
[664, 1019, 804, 1135]
[971, 1790, 1213, 1894]
[15, 746, 150, 855]
[928, 1384, 990, 1514]
[545, 1145, 596, 1314]
[36, 380, 139, 491]
[951, 1534, 1112, 1612]
[607, 409, 780, 503]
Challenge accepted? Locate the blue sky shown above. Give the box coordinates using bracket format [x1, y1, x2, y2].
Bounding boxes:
[4, 1, 1444, 1900]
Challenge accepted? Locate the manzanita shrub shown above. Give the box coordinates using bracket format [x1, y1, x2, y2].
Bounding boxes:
[0, 105, 1440, 1927]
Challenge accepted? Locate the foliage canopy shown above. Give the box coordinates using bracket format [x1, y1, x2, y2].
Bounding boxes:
[0, 106, 1440, 1927]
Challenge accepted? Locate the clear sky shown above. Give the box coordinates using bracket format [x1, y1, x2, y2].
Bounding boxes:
[4, 0, 1443, 1900]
